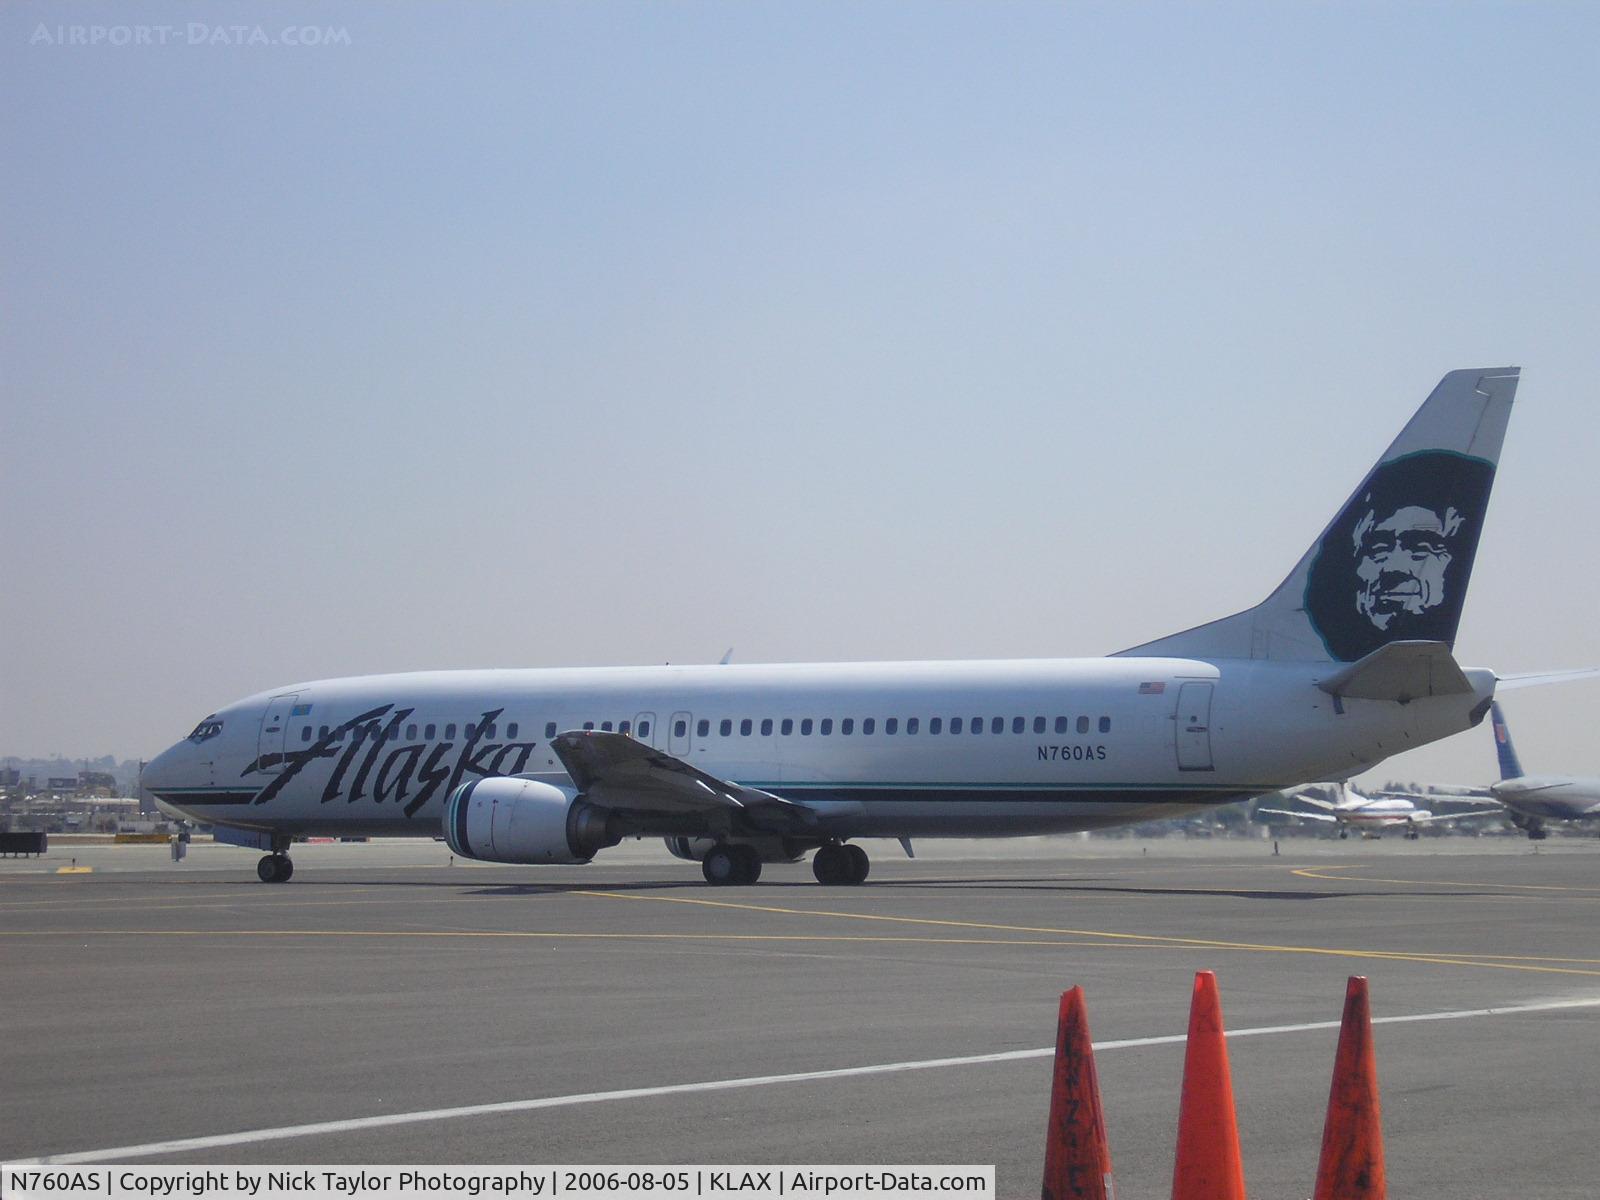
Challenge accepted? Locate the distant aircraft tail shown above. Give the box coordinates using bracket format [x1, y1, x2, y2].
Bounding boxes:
[1490, 702, 1526, 780]
[1119, 367, 1519, 663]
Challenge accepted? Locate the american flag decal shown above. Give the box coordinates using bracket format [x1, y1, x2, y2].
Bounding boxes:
[1138, 681, 1166, 694]
[1496, 724, 1508, 744]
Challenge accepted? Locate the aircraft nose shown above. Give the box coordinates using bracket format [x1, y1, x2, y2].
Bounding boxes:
[142, 743, 182, 793]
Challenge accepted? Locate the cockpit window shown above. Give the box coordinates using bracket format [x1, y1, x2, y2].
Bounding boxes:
[188, 717, 224, 743]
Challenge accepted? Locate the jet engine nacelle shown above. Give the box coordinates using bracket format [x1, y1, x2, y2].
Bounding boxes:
[662, 835, 808, 864]
[443, 778, 619, 864]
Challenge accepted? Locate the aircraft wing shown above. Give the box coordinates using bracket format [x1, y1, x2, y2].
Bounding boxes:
[1372, 787, 1496, 808]
[1286, 790, 1341, 812]
[1256, 808, 1339, 824]
[1405, 807, 1504, 824]
[549, 731, 819, 832]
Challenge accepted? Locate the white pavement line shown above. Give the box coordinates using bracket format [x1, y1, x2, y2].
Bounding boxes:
[19, 996, 1600, 1165]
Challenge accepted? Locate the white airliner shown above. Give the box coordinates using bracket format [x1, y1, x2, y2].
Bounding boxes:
[146, 368, 1530, 885]
[1254, 781, 1499, 840]
[1428, 702, 1600, 839]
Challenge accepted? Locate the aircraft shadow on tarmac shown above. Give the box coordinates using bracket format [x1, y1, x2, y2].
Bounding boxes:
[165, 875, 1507, 902]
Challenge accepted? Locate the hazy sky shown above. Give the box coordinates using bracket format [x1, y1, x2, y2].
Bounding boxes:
[4, 3, 1598, 790]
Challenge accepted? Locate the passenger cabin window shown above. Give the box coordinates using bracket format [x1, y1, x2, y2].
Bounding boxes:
[863, 718, 876, 735]
[1077, 716, 1090, 734]
[801, 718, 813, 735]
[780, 718, 793, 736]
[906, 718, 919, 734]
[991, 717, 1004, 734]
[485, 724, 496, 739]
[446, 724, 457, 739]
[761, 718, 773, 736]
[820, 718, 833, 735]
[638, 720, 651, 737]
[544, 722, 557, 738]
[601, 721, 613, 732]
[929, 717, 941, 734]
[619, 720, 631, 735]
[950, 717, 962, 734]
[697, 719, 710, 737]
[301, 727, 312, 742]
[885, 718, 898, 735]
[740, 719, 753, 736]
[319, 725, 330, 739]
[720, 719, 733, 736]
[1055, 716, 1068, 734]
[674, 719, 687, 738]
[508, 723, 518, 738]
[1012, 717, 1025, 734]
[1033, 717, 1045, 734]
[583, 721, 595, 731]
[1099, 716, 1111, 733]
[841, 718, 854, 735]
[426, 724, 436, 739]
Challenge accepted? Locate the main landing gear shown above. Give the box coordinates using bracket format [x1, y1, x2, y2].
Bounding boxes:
[256, 835, 295, 883]
[702, 843, 762, 886]
[812, 842, 869, 886]
[256, 853, 294, 883]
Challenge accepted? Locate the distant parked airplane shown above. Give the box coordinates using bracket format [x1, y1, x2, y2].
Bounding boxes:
[145, 367, 1558, 884]
[1256, 781, 1499, 839]
[1480, 703, 1600, 839]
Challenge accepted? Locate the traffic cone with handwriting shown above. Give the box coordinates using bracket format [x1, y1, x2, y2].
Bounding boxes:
[1313, 976, 1386, 1200]
[1171, 971, 1246, 1200]
[1041, 986, 1115, 1200]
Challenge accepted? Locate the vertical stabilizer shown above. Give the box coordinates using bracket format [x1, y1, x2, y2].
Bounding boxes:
[1118, 368, 1519, 663]
[1490, 702, 1525, 780]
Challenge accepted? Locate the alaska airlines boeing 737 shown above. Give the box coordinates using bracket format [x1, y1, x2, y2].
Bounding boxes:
[145, 368, 1528, 884]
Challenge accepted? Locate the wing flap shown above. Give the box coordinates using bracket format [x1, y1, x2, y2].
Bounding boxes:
[549, 731, 816, 830]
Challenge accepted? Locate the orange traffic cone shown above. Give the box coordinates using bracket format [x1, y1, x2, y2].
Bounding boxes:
[1313, 976, 1386, 1199]
[1041, 986, 1115, 1200]
[1171, 971, 1247, 1200]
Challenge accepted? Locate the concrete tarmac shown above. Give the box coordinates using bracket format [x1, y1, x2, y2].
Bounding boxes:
[4, 836, 1599, 1198]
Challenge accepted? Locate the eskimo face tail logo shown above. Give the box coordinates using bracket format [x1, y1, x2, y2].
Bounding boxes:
[1304, 450, 1495, 661]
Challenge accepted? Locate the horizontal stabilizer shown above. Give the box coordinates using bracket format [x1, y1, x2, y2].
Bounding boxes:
[1495, 667, 1600, 691]
[1316, 640, 1472, 703]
